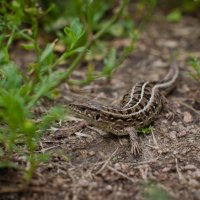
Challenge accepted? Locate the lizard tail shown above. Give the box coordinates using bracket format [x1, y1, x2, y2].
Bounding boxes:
[156, 59, 179, 95]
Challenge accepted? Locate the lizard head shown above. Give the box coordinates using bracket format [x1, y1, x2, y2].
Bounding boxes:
[68, 101, 124, 133]
[68, 101, 103, 122]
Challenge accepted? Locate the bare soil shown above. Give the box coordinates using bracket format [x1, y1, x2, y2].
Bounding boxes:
[1, 16, 200, 200]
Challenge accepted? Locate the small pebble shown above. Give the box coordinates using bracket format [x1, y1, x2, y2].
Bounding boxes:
[190, 129, 197, 134]
[189, 179, 200, 188]
[162, 120, 168, 124]
[184, 164, 196, 170]
[114, 163, 121, 170]
[158, 148, 169, 154]
[183, 111, 193, 122]
[79, 179, 89, 187]
[88, 151, 96, 156]
[106, 185, 113, 191]
[178, 124, 186, 131]
[172, 121, 177, 126]
[169, 131, 177, 140]
[177, 130, 187, 138]
[162, 167, 171, 172]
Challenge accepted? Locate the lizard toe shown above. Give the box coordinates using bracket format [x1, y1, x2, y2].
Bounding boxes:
[131, 142, 142, 156]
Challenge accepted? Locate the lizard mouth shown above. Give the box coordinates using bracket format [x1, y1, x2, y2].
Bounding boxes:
[68, 102, 103, 120]
[68, 102, 88, 114]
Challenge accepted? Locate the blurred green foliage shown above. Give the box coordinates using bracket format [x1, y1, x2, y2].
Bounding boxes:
[189, 57, 200, 84]
[160, 0, 200, 13]
[166, 10, 182, 22]
[142, 182, 174, 200]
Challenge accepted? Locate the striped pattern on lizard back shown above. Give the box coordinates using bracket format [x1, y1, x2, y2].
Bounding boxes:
[69, 81, 163, 131]
[98, 81, 162, 128]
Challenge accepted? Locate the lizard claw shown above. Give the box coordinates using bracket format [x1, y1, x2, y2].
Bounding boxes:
[166, 112, 175, 121]
[125, 127, 142, 156]
[131, 142, 142, 156]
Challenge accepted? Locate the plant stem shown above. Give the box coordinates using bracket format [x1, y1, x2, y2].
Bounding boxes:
[56, 0, 128, 83]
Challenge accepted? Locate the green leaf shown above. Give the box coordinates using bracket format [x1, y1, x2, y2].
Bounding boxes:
[189, 57, 200, 75]
[188, 57, 200, 84]
[0, 62, 22, 90]
[38, 106, 66, 132]
[64, 18, 85, 50]
[64, 27, 78, 49]
[84, 1, 109, 29]
[0, 161, 19, 169]
[73, 46, 86, 53]
[102, 48, 116, 75]
[108, 22, 124, 37]
[39, 42, 55, 63]
[29, 69, 66, 107]
[71, 18, 85, 38]
[0, 92, 26, 131]
[21, 43, 35, 50]
[166, 10, 182, 23]
[86, 64, 95, 82]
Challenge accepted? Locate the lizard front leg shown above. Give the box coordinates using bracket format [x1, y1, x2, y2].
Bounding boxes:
[124, 127, 142, 156]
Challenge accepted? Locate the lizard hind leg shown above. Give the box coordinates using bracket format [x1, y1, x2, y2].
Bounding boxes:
[161, 93, 181, 121]
[124, 127, 142, 156]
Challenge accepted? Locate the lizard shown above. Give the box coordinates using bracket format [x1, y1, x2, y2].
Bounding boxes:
[68, 60, 179, 155]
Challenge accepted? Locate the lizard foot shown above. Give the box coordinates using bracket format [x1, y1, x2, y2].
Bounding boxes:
[124, 127, 142, 156]
[130, 141, 142, 156]
[166, 112, 175, 121]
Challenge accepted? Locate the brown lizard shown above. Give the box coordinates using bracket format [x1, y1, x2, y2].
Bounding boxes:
[68, 60, 179, 155]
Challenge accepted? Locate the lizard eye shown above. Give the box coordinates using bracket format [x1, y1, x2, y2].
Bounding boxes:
[95, 114, 100, 120]
[80, 107, 86, 112]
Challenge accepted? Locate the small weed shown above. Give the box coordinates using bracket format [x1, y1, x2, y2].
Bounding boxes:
[138, 126, 154, 135]
[188, 57, 200, 84]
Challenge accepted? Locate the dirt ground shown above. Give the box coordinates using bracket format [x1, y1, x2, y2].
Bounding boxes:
[1, 15, 200, 200]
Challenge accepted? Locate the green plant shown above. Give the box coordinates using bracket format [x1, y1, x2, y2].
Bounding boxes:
[0, 58, 66, 179]
[0, 0, 138, 179]
[138, 126, 154, 135]
[189, 57, 200, 84]
[161, 0, 200, 23]
[162, 0, 200, 14]
[166, 10, 182, 22]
